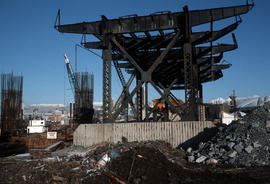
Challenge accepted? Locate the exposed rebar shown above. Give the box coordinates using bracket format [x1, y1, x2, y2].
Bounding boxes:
[74, 72, 94, 124]
[1, 73, 23, 136]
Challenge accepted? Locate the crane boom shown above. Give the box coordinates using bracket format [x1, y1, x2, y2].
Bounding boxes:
[64, 53, 79, 95]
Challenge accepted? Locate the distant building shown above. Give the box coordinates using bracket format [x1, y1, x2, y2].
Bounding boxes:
[27, 119, 47, 134]
[50, 109, 69, 124]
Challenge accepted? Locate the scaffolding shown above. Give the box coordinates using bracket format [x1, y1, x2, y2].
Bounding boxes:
[1, 73, 23, 136]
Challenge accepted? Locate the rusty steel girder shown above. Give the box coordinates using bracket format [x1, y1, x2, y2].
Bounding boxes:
[55, 2, 254, 122]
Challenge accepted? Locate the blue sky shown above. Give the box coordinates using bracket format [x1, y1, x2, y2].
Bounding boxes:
[0, 0, 269, 105]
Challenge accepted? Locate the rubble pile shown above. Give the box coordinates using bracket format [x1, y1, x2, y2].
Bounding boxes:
[1, 140, 270, 183]
[188, 103, 270, 166]
[60, 140, 187, 169]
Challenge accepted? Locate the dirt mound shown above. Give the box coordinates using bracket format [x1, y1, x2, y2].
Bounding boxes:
[109, 146, 183, 183]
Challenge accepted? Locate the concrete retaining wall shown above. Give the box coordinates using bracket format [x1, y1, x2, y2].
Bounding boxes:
[74, 121, 215, 148]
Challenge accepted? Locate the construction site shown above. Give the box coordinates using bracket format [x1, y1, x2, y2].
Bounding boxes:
[1, 0, 270, 183]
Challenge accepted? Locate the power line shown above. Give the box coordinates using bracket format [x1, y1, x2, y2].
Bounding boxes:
[60, 33, 102, 59]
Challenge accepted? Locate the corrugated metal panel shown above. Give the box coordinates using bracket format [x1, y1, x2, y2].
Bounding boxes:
[74, 121, 215, 148]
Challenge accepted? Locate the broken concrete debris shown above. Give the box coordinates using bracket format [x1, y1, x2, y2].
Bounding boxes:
[187, 102, 270, 167]
[244, 145, 253, 154]
[206, 158, 218, 165]
[1, 139, 270, 183]
[195, 155, 207, 163]
[188, 155, 195, 162]
[266, 121, 270, 128]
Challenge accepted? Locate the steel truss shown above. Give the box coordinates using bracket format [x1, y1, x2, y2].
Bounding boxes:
[55, 1, 254, 122]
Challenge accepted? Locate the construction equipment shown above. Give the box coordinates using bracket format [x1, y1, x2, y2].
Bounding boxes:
[63, 54, 95, 124]
[64, 54, 79, 95]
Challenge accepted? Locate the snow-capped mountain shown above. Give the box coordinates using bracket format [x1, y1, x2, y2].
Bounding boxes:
[29, 104, 66, 107]
[23, 102, 103, 113]
[23, 104, 67, 114]
[209, 95, 270, 108]
[208, 97, 231, 105]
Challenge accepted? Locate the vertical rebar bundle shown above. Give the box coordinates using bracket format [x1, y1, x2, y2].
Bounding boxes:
[74, 72, 94, 123]
[1, 73, 23, 136]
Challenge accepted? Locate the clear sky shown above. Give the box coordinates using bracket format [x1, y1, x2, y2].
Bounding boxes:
[0, 0, 269, 105]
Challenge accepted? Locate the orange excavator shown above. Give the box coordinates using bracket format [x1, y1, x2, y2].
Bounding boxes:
[152, 98, 184, 121]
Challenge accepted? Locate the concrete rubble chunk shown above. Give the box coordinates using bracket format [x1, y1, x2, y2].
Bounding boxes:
[208, 151, 215, 157]
[266, 121, 270, 128]
[187, 147, 192, 153]
[206, 158, 218, 165]
[228, 142, 235, 149]
[195, 156, 207, 163]
[229, 158, 236, 165]
[253, 142, 261, 148]
[234, 143, 243, 153]
[187, 156, 195, 162]
[228, 151, 237, 158]
[238, 120, 245, 124]
[220, 148, 226, 153]
[251, 123, 259, 128]
[244, 146, 253, 154]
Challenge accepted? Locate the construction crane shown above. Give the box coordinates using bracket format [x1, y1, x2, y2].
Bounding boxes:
[64, 53, 79, 95]
[64, 54, 95, 124]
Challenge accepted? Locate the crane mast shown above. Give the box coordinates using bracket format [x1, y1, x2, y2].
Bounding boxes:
[64, 53, 79, 95]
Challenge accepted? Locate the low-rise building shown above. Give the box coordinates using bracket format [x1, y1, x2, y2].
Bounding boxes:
[27, 119, 47, 133]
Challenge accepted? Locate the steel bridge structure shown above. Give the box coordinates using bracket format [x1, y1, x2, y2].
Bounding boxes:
[55, 1, 254, 122]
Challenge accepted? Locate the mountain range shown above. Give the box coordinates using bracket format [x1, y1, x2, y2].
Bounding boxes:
[208, 95, 270, 108]
[23, 102, 103, 114]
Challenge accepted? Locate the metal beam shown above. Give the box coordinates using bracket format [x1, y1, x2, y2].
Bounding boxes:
[183, 6, 198, 121]
[83, 21, 240, 50]
[136, 74, 143, 121]
[111, 80, 144, 121]
[111, 36, 144, 74]
[102, 36, 112, 123]
[192, 20, 241, 45]
[144, 79, 179, 120]
[111, 43, 237, 61]
[112, 74, 137, 118]
[55, 4, 253, 34]
[148, 32, 181, 73]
